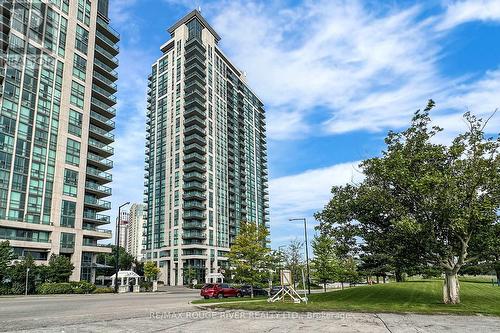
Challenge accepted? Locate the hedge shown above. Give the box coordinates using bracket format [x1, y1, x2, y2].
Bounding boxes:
[36, 281, 96, 295]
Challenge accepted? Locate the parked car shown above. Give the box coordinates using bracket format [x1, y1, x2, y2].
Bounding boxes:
[269, 285, 288, 296]
[200, 283, 241, 299]
[239, 285, 269, 297]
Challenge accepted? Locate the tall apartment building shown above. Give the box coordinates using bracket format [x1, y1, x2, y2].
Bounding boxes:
[0, 0, 119, 282]
[144, 10, 269, 286]
[117, 210, 128, 249]
[127, 203, 144, 260]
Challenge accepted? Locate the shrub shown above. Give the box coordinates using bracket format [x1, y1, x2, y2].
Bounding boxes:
[192, 284, 204, 289]
[36, 281, 96, 295]
[70, 281, 96, 294]
[37, 282, 73, 294]
[92, 287, 114, 294]
[140, 281, 153, 292]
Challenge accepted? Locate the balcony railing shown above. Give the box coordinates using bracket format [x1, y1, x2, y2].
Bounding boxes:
[90, 111, 115, 129]
[85, 181, 112, 195]
[83, 225, 112, 234]
[83, 212, 110, 224]
[86, 167, 112, 181]
[93, 71, 117, 91]
[91, 97, 116, 115]
[84, 197, 111, 210]
[88, 138, 114, 156]
[89, 124, 114, 143]
[96, 31, 119, 53]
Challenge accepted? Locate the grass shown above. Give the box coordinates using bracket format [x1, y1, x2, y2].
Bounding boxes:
[192, 296, 268, 304]
[211, 281, 500, 316]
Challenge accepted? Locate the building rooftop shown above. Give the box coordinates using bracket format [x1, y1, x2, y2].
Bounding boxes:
[167, 9, 221, 42]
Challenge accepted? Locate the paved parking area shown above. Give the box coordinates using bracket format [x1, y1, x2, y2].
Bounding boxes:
[1, 289, 499, 332]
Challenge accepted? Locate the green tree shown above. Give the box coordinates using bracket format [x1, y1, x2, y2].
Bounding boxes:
[227, 221, 270, 298]
[283, 239, 305, 288]
[144, 261, 160, 281]
[0, 241, 13, 283]
[45, 254, 74, 282]
[311, 234, 338, 292]
[96, 246, 134, 276]
[8, 254, 37, 295]
[316, 101, 500, 304]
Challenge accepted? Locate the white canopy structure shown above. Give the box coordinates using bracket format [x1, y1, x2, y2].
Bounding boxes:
[205, 273, 224, 284]
[109, 270, 141, 287]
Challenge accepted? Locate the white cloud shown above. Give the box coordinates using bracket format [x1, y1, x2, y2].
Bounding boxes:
[437, 0, 500, 31]
[268, 160, 364, 246]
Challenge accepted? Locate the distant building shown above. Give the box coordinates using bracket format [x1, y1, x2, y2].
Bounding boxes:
[127, 203, 145, 260]
[117, 210, 129, 249]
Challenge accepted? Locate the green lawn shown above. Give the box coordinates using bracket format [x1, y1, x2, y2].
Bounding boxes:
[212, 281, 500, 316]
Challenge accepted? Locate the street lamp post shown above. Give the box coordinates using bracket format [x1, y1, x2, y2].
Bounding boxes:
[289, 218, 311, 295]
[114, 202, 130, 293]
[25, 267, 30, 296]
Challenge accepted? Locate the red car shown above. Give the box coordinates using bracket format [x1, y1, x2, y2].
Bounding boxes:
[200, 283, 241, 299]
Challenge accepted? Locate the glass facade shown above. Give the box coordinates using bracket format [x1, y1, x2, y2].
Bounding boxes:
[0, 0, 119, 282]
[144, 11, 269, 286]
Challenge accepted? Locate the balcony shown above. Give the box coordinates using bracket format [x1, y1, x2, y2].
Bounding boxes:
[184, 115, 205, 128]
[84, 197, 111, 211]
[184, 124, 205, 136]
[183, 171, 205, 182]
[85, 181, 112, 198]
[91, 97, 116, 118]
[183, 152, 206, 163]
[183, 201, 206, 210]
[184, 38, 206, 58]
[96, 31, 119, 54]
[93, 71, 117, 93]
[60, 242, 75, 254]
[184, 106, 205, 119]
[94, 58, 118, 80]
[184, 62, 205, 78]
[182, 231, 206, 240]
[183, 222, 206, 230]
[90, 111, 115, 131]
[92, 85, 117, 108]
[96, 15, 120, 42]
[95, 44, 119, 68]
[86, 167, 112, 184]
[87, 152, 113, 171]
[89, 125, 114, 145]
[183, 191, 206, 200]
[184, 134, 206, 146]
[183, 162, 206, 172]
[83, 225, 112, 237]
[88, 138, 114, 158]
[184, 93, 205, 110]
[184, 143, 205, 154]
[183, 181, 205, 191]
[83, 212, 110, 225]
[184, 79, 206, 94]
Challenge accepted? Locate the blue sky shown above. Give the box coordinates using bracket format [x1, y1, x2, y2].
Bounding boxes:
[106, 0, 500, 249]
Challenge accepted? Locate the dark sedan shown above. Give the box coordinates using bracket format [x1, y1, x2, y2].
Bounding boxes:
[240, 285, 269, 297]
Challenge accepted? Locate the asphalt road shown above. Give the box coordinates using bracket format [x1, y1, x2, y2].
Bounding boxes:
[1, 288, 499, 332]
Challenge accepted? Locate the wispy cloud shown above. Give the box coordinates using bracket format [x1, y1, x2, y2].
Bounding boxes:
[437, 0, 500, 31]
[269, 160, 364, 245]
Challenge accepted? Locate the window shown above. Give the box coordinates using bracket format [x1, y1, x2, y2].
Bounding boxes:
[72, 54, 87, 81]
[61, 200, 76, 227]
[65, 139, 80, 166]
[63, 169, 78, 197]
[68, 109, 82, 137]
[75, 25, 89, 54]
[60, 232, 75, 247]
[77, 0, 91, 26]
[70, 81, 85, 108]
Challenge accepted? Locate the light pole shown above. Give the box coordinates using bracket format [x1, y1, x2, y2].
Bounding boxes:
[114, 201, 130, 293]
[25, 267, 30, 296]
[289, 218, 311, 295]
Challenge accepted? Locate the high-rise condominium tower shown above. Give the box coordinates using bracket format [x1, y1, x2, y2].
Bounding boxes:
[127, 203, 145, 260]
[144, 10, 269, 286]
[0, 0, 119, 282]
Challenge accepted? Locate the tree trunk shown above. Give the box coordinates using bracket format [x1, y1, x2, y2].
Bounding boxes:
[495, 268, 500, 286]
[341, 282, 344, 290]
[376, 276, 379, 284]
[251, 285, 254, 299]
[323, 282, 326, 293]
[443, 272, 460, 304]
[395, 270, 403, 282]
